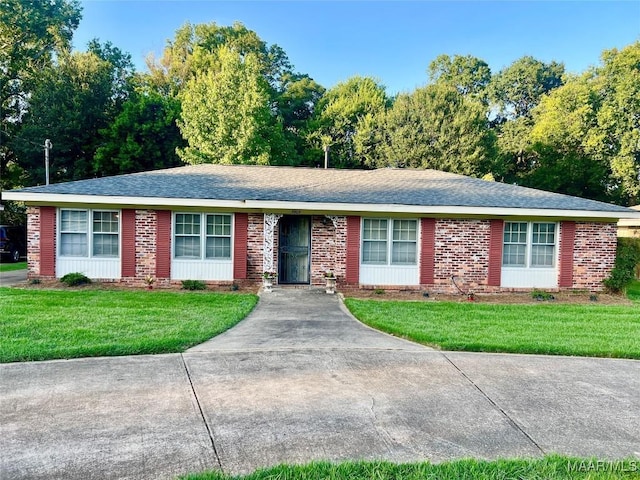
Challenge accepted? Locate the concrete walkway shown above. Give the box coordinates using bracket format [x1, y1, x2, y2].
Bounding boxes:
[1, 288, 639, 479]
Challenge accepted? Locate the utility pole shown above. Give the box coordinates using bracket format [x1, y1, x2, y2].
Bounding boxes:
[323, 144, 329, 169]
[44, 139, 52, 185]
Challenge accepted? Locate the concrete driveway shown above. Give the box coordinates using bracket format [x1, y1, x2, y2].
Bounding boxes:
[0, 268, 27, 286]
[1, 288, 639, 479]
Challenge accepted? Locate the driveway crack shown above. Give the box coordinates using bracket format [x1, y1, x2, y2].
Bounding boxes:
[180, 354, 223, 472]
[441, 352, 545, 455]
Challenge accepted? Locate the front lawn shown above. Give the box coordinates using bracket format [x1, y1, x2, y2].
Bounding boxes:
[0, 261, 27, 272]
[0, 288, 257, 363]
[181, 456, 639, 479]
[627, 279, 640, 301]
[344, 298, 640, 359]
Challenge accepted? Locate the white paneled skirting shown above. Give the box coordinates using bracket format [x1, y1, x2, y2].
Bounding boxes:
[57, 257, 121, 279]
[501, 267, 558, 288]
[359, 265, 419, 286]
[171, 260, 233, 281]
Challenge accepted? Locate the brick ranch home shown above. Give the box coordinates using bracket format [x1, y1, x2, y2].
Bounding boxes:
[5, 164, 640, 293]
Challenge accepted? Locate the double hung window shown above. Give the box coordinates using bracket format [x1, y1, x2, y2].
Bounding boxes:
[60, 209, 119, 257]
[174, 213, 232, 260]
[503, 222, 556, 268]
[362, 219, 417, 265]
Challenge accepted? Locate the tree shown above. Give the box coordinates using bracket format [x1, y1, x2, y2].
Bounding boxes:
[277, 73, 325, 164]
[11, 50, 115, 184]
[0, 0, 81, 190]
[490, 56, 565, 184]
[591, 42, 640, 204]
[370, 84, 494, 176]
[309, 76, 388, 169]
[177, 46, 288, 165]
[145, 21, 293, 98]
[490, 56, 565, 119]
[428, 54, 491, 102]
[94, 90, 184, 176]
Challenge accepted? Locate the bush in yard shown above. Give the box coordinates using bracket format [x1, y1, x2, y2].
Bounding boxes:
[181, 280, 207, 291]
[603, 238, 640, 293]
[60, 272, 91, 287]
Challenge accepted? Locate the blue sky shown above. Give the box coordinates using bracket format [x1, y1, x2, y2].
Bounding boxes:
[74, 1, 640, 94]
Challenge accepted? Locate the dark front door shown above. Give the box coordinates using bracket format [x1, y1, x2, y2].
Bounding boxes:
[278, 216, 310, 284]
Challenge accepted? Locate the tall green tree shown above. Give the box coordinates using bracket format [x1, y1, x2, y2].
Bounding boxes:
[94, 90, 184, 176]
[0, 0, 81, 189]
[491, 56, 565, 183]
[428, 54, 491, 102]
[309, 76, 388, 169]
[528, 74, 610, 200]
[591, 43, 640, 204]
[12, 50, 115, 183]
[368, 84, 494, 176]
[177, 46, 289, 165]
[490, 56, 565, 119]
[278, 73, 326, 164]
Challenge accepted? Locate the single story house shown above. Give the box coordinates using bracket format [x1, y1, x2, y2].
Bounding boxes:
[5, 164, 640, 292]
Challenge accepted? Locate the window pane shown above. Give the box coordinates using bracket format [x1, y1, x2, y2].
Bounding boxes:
[531, 245, 555, 267]
[60, 233, 88, 256]
[207, 214, 231, 236]
[503, 244, 526, 266]
[393, 220, 417, 241]
[93, 211, 118, 233]
[206, 237, 231, 259]
[61, 210, 87, 233]
[175, 214, 200, 235]
[363, 219, 387, 240]
[504, 222, 527, 244]
[392, 241, 417, 264]
[93, 233, 119, 257]
[362, 241, 387, 263]
[532, 223, 555, 245]
[175, 236, 200, 258]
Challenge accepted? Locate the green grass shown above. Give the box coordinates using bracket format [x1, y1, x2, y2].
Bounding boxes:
[181, 456, 639, 479]
[0, 288, 257, 363]
[627, 279, 640, 301]
[0, 261, 27, 272]
[344, 298, 640, 359]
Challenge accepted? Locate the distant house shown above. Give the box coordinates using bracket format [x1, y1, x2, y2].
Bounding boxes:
[5, 165, 640, 292]
[618, 205, 640, 238]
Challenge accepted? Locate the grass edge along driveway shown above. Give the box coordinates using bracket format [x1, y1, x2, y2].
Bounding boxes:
[0, 288, 257, 363]
[344, 295, 640, 359]
[181, 455, 640, 480]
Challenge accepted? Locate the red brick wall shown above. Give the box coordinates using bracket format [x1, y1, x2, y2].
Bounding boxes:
[246, 213, 265, 282]
[572, 222, 617, 291]
[433, 219, 493, 293]
[310, 216, 346, 285]
[26, 207, 48, 279]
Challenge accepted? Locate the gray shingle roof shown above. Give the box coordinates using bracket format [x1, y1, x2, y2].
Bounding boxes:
[8, 164, 634, 214]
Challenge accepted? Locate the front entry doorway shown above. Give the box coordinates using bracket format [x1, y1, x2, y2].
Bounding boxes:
[278, 216, 311, 284]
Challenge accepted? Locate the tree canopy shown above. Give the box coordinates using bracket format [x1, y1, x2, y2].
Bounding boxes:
[2, 11, 639, 222]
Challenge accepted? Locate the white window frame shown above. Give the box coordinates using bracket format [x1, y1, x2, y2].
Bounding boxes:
[59, 208, 120, 258]
[502, 221, 557, 269]
[173, 213, 233, 261]
[361, 218, 418, 266]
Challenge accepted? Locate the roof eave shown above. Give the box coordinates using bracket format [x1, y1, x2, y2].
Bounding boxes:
[3, 191, 634, 221]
